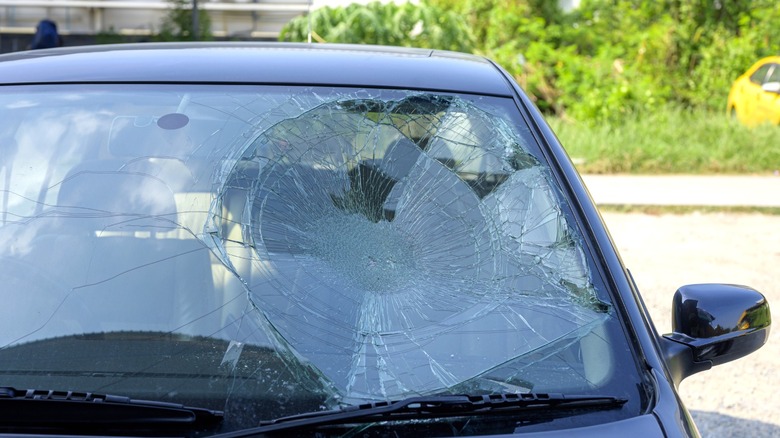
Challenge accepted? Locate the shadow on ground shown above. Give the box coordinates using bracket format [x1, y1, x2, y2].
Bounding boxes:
[691, 410, 779, 437]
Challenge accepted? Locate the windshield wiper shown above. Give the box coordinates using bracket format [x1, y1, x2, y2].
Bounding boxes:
[214, 393, 627, 437]
[0, 387, 223, 434]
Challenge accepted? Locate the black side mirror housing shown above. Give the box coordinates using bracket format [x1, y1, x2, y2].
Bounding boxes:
[661, 284, 771, 386]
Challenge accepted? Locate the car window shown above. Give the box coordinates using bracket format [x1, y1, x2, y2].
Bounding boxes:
[0, 84, 645, 433]
[749, 63, 773, 84]
[766, 64, 780, 83]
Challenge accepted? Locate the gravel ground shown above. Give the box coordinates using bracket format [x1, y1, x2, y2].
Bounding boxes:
[601, 212, 780, 437]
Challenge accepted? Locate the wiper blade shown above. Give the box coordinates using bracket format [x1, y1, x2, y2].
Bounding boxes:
[215, 393, 627, 437]
[0, 387, 223, 433]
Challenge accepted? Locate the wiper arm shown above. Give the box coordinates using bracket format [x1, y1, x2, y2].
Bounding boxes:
[0, 387, 223, 433]
[215, 393, 627, 437]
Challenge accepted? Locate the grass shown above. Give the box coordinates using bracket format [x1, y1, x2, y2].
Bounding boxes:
[547, 107, 780, 174]
[597, 204, 780, 216]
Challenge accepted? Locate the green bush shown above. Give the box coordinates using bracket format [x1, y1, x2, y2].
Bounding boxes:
[155, 0, 212, 41]
[424, 0, 779, 123]
[279, 2, 474, 52]
[276, 0, 780, 174]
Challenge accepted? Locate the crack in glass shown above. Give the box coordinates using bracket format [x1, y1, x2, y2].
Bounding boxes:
[0, 86, 611, 430]
[211, 93, 609, 403]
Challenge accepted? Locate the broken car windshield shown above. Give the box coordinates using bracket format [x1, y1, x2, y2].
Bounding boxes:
[0, 85, 642, 433]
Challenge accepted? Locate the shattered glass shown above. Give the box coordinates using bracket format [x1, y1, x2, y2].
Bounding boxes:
[0, 85, 631, 431]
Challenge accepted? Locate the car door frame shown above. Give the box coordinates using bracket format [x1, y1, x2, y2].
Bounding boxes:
[756, 63, 780, 124]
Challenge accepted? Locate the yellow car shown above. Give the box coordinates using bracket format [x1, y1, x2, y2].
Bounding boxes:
[727, 56, 780, 126]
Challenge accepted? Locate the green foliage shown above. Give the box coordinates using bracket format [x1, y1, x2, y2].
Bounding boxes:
[427, 0, 779, 123]
[560, 0, 780, 120]
[156, 0, 213, 42]
[95, 27, 126, 45]
[279, 2, 473, 52]
[279, 0, 779, 126]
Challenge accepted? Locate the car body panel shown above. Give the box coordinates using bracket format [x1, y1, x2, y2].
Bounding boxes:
[0, 42, 513, 97]
[460, 414, 665, 438]
[727, 56, 780, 126]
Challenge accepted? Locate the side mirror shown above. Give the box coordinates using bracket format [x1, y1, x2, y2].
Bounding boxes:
[661, 284, 771, 386]
[762, 82, 780, 94]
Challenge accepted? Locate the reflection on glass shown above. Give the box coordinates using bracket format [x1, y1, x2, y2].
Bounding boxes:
[0, 86, 628, 432]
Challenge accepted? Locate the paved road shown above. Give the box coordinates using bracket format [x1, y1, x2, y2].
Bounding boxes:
[575, 174, 780, 436]
[582, 174, 780, 207]
[602, 211, 780, 438]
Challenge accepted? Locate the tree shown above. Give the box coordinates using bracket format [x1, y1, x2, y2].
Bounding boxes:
[430, 0, 780, 119]
[156, 0, 212, 41]
[279, 0, 780, 121]
[279, 1, 474, 53]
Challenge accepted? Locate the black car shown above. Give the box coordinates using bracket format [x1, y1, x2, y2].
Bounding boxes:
[0, 43, 770, 437]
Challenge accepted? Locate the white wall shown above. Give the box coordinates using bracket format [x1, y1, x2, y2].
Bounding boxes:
[0, 1, 310, 38]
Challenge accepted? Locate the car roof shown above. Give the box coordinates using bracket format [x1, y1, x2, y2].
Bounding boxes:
[753, 55, 780, 64]
[0, 42, 514, 96]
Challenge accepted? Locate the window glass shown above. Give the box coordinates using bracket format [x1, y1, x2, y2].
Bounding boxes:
[0, 84, 645, 433]
[750, 63, 772, 84]
[766, 64, 780, 83]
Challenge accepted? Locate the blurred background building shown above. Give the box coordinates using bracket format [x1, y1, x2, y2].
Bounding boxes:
[0, 0, 315, 52]
[0, 0, 580, 53]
